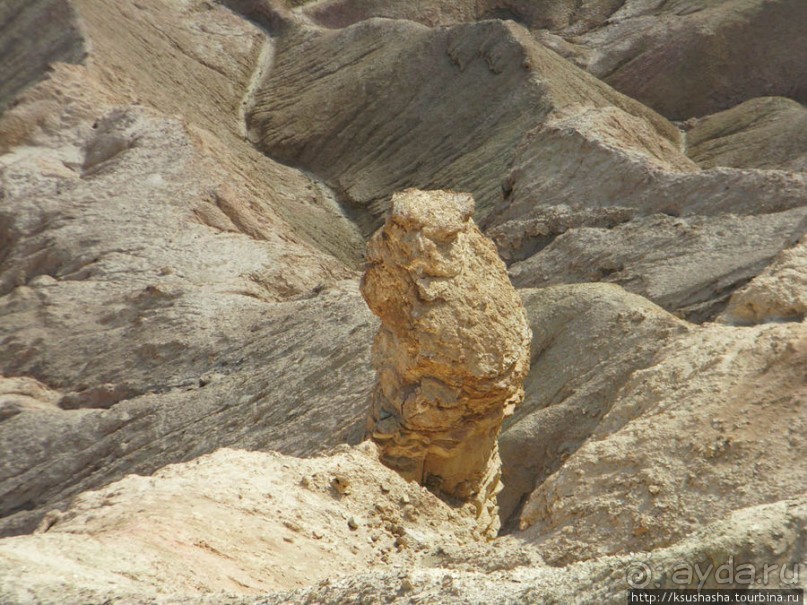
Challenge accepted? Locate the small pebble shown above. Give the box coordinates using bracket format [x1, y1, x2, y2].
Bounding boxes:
[331, 475, 351, 495]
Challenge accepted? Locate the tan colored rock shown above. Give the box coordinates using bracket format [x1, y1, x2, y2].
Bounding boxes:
[247, 17, 679, 227]
[0, 445, 481, 603]
[0, 0, 86, 114]
[719, 234, 807, 324]
[492, 106, 807, 230]
[0, 376, 61, 421]
[256, 496, 807, 604]
[361, 189, 531, 536]
[0, 0, 366, 537]
[686, 97, 807, 172]
[517, 320, 807, 563]
[286, 0, 807, 125]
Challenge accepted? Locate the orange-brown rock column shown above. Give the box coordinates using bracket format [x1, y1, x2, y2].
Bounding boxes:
[361, 189, 531, 536]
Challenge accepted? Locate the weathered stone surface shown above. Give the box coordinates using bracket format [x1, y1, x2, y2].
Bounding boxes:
[361, 190, 531, 536]
[483, 105, 807, 314]
[4, 443, 801, 604]
[245, 11, 807, 327]
[1, 0, 805, 602]
[298, 0, 621, 30]
[720, 235, 807, 325]
[517, 320, 807, 564]
[0, 445, 481, 603]
[300, 0, 477, 27]
[247, 17, 678, 228]
[0, 283, 376, 537]
[0, 0, 86, 114]
[297, 0, 807, 122]
[686, 97, 807, 172]
[490, 106, 807, 232]
[499, 284, 688, 525]
[0, 376, 62, 422]
[71, 0, 364, 266]
[257, 497, 806, 605]
[508, 209, 807, 322]
[569, 0, 807, 120]
[0, 0, 370, 537]
[486, 205, 638, 264]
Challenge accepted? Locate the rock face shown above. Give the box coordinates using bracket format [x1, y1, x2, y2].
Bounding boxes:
[247, 17, 677, 228]
[1, 0, 806, 602]
[0, 0, 370, 537]
[261, 497, 807, 604]
[5, 443, 801, 605]
[581, 0, 807, 120]
[361, 190, 531, 536]
[518, 319, 807, 564]
[508, 209, 807, 321]
[686, 97, 807, 172]
[296, 0, 807, 121]
[0, 445, 482, 603]
[245, 14, 807, 322]
[498, 284, 689, 525]
[0, 376, 61, 421]
[0, 0, 86, 114]
[719, 234, 807, 325]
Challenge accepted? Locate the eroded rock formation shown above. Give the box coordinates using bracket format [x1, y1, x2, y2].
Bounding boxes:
[361, 189, 531, 536]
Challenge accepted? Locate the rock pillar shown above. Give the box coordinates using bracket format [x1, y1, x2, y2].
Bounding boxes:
[361, 189, 531, 536]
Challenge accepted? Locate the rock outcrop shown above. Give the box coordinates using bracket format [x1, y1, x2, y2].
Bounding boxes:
[361, 190, 531, 536]
[0, 376, 62, 421]
[0, 445, 482, 603]
[245, 15, 807, 323]
[0, 0, 86, 114]
[581, 0, 807, 121]
[518, 318, 807, 564]
[295, 0, 807, 122]
[0, 0, 370, 537]
[719, 234, 807, 325]
[507, 209, 807, 322]
[686, 96, 807, 172]
[246, 17, 678, 228]
[1, 0, 806, 602]
[261, 497, 806, 604]
[5, 443, 801, 604]
[498, 284, 689, 525]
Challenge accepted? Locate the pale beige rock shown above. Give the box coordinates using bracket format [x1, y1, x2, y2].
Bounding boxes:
[300, 0, 477, 27]
[0, 376, 62, 421]
[492, 106, 807, 230]
[1, 0, 806, 602]
[297, 0, 807, 121]
[720, 235, 807, 324]
[361, 190, 531, 536]
[0, 445, 481, 604]
[257, 497, 807, 605]
[517, 320, 807, 563]
[0, 0, 86, 114]
[499, 284, 689, 526]
[0, 0, 368, 537]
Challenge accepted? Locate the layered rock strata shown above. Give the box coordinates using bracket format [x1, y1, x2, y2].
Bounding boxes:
[361, 189, 531, 536]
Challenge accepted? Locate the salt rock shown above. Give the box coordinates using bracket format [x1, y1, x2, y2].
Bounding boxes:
[361, 189, 531, 536]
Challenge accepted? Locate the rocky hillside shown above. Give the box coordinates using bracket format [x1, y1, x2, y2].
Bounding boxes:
[0, 0, 804, 603]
